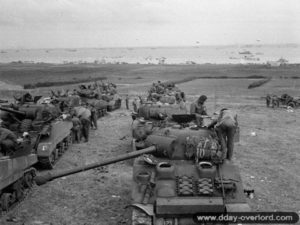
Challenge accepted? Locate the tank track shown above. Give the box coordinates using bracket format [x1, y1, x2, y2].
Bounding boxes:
[0, 168, 37, 217]
[132, 208, 152, 225]
[38, 134, 72, 169]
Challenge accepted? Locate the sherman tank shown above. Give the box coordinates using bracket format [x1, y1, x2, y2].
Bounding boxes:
[134, 81, 188, 128]
[0, 133, 37, 212]
[147, 81, 185, 104]
[77, 82, 122, 113]
[34, 123, 249, 224]
[86, 99, 108, 118]
[130, 121, 248, 224]
[0, 104, 73, 169]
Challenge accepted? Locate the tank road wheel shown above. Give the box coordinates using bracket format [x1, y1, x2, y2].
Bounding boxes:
[47, 152, 56, 169]
[132, 208, 152, 225]
[57, 142, 65, 156]
[287, 101, 296, 108]
[68, 133, 73, 146]
[63, 140, 68, 151]
[55, 147, 59, 159]
[0, 193, 12, 211]
[24, 172, 34, 188]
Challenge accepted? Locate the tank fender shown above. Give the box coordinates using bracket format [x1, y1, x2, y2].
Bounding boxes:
[127, 203, 154, 216]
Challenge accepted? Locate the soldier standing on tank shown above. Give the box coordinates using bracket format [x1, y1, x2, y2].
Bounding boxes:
[190, 95, 208, 126]
[71, 115, 82, 143]
[0, 127, 18, 155]
[125, 95, 130, 110]
[207, 108, 238, 161]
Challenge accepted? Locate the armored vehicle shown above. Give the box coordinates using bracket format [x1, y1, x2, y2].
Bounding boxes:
[147, 81, 185, 104]
[0, 104, 73, 169]
[87, 99, 108, 118]
[135, 81, 187, 127]
[268, 94, 300, 109]
[0, 134, 37, 212]
[77, 84, 122, 113]
[130, 123, 248, 225]
[35, 121, 249, 224]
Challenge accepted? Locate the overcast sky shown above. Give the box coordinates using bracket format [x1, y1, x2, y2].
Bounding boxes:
[0, 0, 299, 49]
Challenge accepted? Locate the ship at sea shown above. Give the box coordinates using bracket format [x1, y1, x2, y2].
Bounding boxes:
[239, 50, 252, 55]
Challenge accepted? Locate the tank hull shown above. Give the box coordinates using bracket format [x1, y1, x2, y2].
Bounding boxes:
[37, 120, 73, 168]
[131, 157, 250, 224]
[131, 125, 249, 224]
[0, 145, 37, 212]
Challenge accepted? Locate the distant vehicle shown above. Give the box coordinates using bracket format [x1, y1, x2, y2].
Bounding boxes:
[239, 50, 252, 55]
[267, 94, 300, 109]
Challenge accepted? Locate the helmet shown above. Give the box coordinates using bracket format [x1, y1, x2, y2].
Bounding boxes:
[198, 95, 207, 103]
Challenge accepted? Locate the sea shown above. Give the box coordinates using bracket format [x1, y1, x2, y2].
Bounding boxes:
[0, 44, 299, 65]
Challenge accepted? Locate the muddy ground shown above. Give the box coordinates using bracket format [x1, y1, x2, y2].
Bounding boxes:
[0, 66, 299, 225]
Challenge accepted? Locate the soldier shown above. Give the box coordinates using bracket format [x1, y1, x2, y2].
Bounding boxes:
[266, 94, 271, 107]
[125, 95, 130, 110]
[89, 104, 98, 130]
[138, 96, 144, 105]
[132, 98, 138, 112]
[74, 106, 91, 142]
[190, 95, 208, 126]
[0, 127, 18, 155]
[207, 108, 238, 161]
[71, 115, 81, 143]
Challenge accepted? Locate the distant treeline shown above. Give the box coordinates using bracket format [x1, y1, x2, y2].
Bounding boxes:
[248, 77, 272, 89]
[24, 77, 107, 89]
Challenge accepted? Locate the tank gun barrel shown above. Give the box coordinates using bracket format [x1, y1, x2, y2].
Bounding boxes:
[35, 146, 157, 185]
[0, 106, 26, 116]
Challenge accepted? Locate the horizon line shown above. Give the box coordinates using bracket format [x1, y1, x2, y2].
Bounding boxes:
[1, 43, 299, 51]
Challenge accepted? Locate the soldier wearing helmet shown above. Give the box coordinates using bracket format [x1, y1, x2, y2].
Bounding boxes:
[190, 95, 208, 126]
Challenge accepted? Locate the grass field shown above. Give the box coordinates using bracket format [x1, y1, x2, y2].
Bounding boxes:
[0, 63, 299, 225]
[1, 63, 300, 87]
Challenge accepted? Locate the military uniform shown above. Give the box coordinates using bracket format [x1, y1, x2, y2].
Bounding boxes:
[190, 96, 208, 126]
[71, 116, 81, 143]
[90, 106, 98, 130]
[0, 127, 18, 155]
[132, 99, 138, 112]
[208, 109, 238, 160]
[74, 106, 91, 142]
[125, 96, 129, 110]
[266, 95, 271, 107]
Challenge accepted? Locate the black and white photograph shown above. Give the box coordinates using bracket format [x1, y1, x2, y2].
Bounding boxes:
[0, 0, 299, 224]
